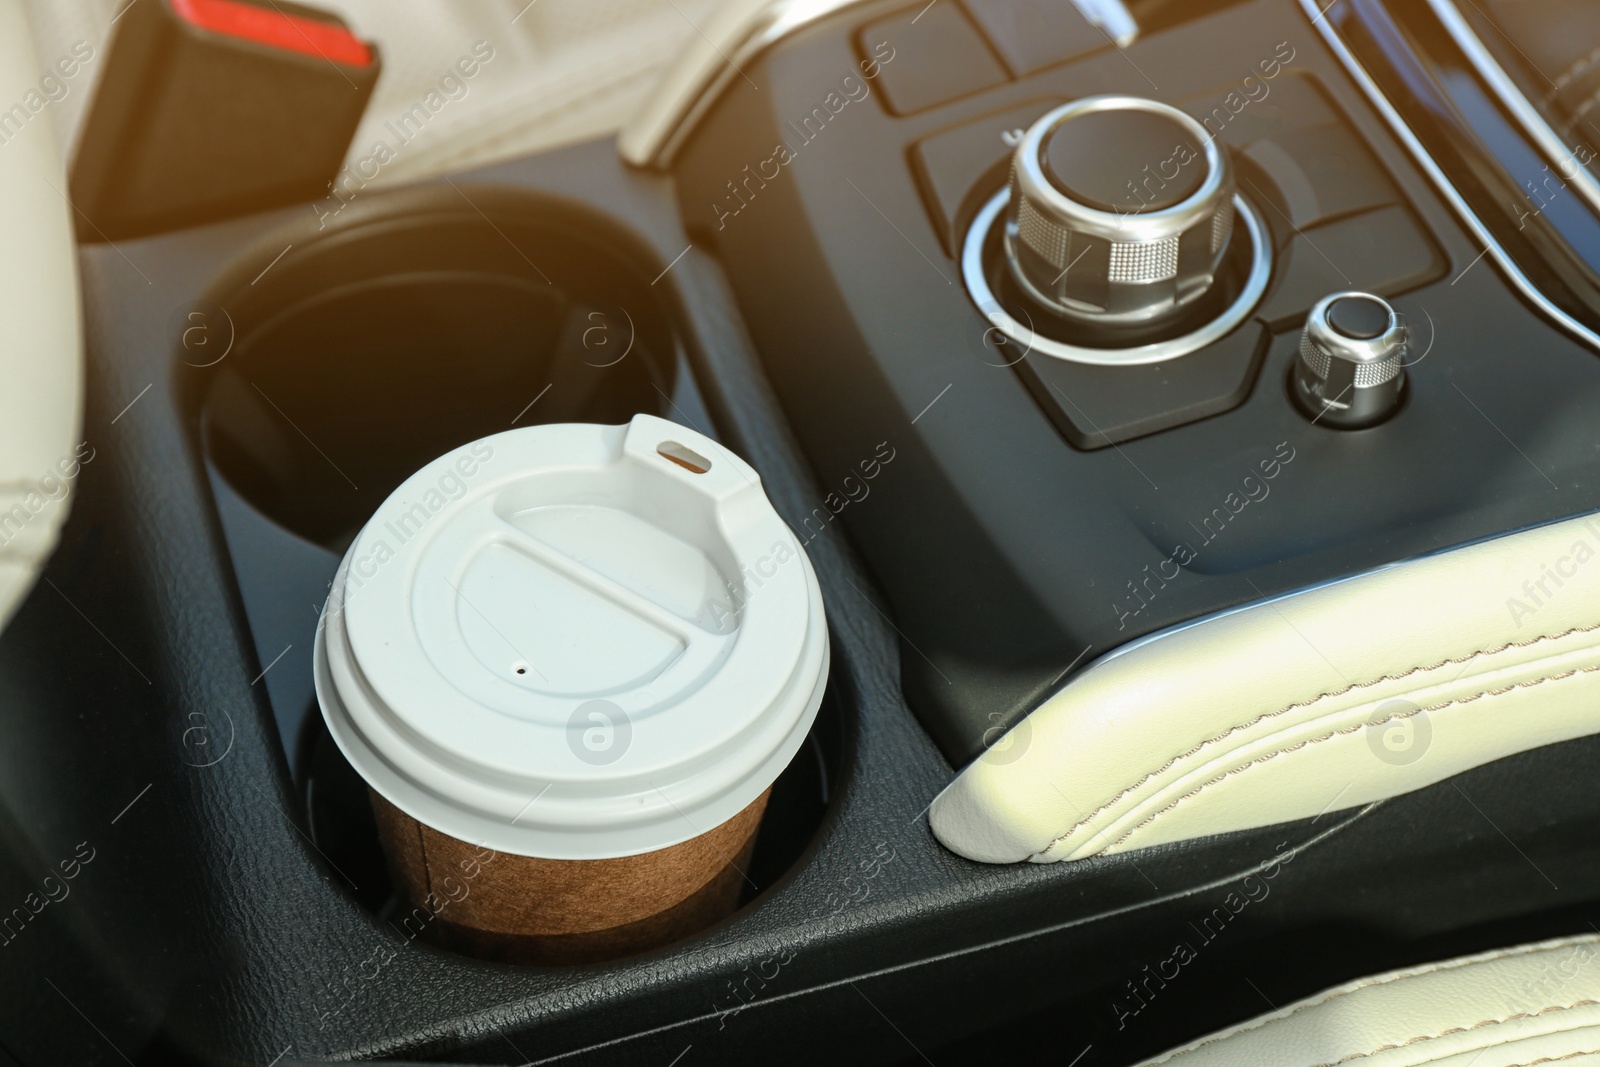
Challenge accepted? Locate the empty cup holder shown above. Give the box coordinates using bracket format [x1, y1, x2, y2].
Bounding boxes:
[200, 189, 684, 552]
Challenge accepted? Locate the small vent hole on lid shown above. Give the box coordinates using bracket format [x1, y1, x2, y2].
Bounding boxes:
[657, 440, 712, 474]
[514, 663, 528, 676]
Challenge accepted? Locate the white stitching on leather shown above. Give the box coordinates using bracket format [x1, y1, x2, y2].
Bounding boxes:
[1144, 935, 1600, 1064]
[1030, 621, 1600, 859]
[1100, 662, 1600, 852]
[1504, 1052, 1600, 1067]
[1316, 1002, 1600, 1067]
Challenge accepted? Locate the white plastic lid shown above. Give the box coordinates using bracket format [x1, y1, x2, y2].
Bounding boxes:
[313, 415, 829, 860]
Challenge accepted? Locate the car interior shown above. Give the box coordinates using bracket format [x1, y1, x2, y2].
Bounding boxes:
[6, 0, 1600, 1064]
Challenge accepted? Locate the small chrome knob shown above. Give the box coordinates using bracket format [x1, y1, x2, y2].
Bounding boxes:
[1291, 292, 1407, 429]
[1004, 95, 1234, 327]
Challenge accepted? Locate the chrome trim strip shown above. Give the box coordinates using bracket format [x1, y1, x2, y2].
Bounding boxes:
[1425, 0, 1600, 221]
[618, 0, 876, 169]
[1296, 0, 1600, 355]
[963, 189, 1272, 366]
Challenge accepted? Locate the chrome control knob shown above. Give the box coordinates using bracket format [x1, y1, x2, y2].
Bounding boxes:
[1004, 96, 1234, 326]
[1291, 292, 1407, 429]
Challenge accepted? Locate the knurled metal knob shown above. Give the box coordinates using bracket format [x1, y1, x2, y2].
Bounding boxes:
[1291, 292, 1408, 429]
[1004, 95, 1234, 326]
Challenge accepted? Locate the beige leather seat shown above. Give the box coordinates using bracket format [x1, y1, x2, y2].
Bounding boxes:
[1140, 933, 1600, 1067]
[0, 0, 85, 634]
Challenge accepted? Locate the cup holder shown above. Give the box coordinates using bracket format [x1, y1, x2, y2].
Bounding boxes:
[300, 692, 843, 937]
[190, 187, 842, 964]
[200, 192, 678, 552]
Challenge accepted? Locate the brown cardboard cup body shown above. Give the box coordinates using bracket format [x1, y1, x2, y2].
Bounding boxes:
[371, 789, 770, 966]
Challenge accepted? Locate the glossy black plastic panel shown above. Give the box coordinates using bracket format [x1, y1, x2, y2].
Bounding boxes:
[1337, 0, 1600, 328]
[858, 4, 1006, 115]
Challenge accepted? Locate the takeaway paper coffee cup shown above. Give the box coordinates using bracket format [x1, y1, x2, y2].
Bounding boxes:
[314, 415, 829, 965]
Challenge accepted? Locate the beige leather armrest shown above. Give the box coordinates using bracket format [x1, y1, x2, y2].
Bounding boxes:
[0, 0, 86, 633]
[932, 512, 1600, 863]
[1140, 933, 1600, 1066]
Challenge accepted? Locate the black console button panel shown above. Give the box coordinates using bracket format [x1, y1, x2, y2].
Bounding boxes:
[921, 70, 1437, 439]
[911, 71, 1443, 346]
[1256, 203, 1442, 327]
[961, 0, 1110, 76]
[864, 0, 1122, 118]
[1241, 122, 1396, 228]
[1179, 69, 1339, 144]
[858, 4, 1007, 114]
[1019, 320, 1270, 449]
